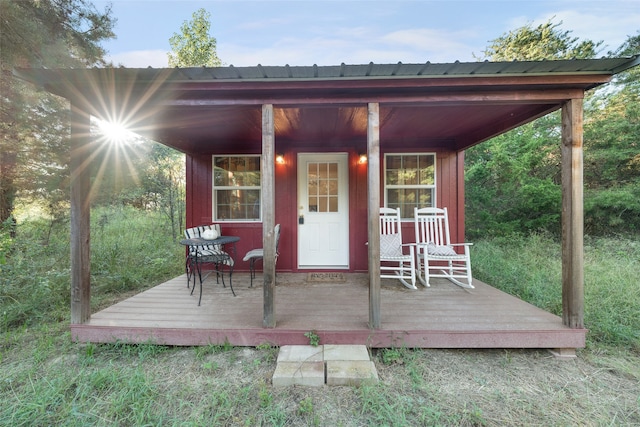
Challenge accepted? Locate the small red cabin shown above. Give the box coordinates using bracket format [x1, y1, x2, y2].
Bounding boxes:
[15, 58, 640, 341]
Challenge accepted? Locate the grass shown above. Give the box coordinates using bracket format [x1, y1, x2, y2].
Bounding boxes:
[1, 205, 639, 425]
[0, 204, 184, 330]
[471, 232, 640, 351]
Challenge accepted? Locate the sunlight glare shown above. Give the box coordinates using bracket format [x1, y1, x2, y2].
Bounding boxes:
[97, 119, 136, 145]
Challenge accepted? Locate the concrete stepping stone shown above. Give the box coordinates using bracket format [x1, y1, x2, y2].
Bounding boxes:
[326, 360, 379, 386]
[272, 345, 378, 387]
[272, 361, 325, 387]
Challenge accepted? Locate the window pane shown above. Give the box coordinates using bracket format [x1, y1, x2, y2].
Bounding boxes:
[387, 189, 399, 205]
[215, 189, 260, 220]
[419, 155, 435, 185]
[328, 162, 338, 178]
[387, 155, 402, 169]
[417, 188, 433, 206]
[329, 179, 338, 196]
[309, 197, 318, 212]
[214, 157, 231, 186]
[317, 163, 326, 179]
[329, 196, 338, 212]
[308, 175, 318, 195]
[384, 154, 435, 218]
[319, 180, 328, 196]
[318, 196, 328, 212]
[213, 155, 261, 221]
[385, 155, 402, 185]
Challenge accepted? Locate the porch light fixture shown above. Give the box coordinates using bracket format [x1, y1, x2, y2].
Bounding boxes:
[275, 153, 285, 164]
[358, 153, 368, 164]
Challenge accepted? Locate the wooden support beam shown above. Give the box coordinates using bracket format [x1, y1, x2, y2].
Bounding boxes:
[561, 98, 585, 329]
[367, 102, 381, 329]
[262, 104, 276, 328]
[164, 88, 586, 108]
[70, 104, 92, 324]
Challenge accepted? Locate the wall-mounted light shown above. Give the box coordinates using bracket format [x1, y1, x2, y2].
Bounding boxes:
[275, 153, 285, 164]
[358, 153, 368, 164]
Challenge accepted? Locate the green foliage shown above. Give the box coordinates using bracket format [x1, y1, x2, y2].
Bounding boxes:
[139, 144, 186, 239]
[297, 396, 314, 415]
[85, 139, 185, 240]
[256, 342, 279, 363]
[0, 204, 183, 330]
[379, 347, 406, 365]
[582, 235, 640, 348]
[466, 115, 563, 237]
[304, 330, 320, 346]
[1, 228, 639, 425]
[472, 233, 640, 351]
[584, 186, 640, 234]
[479, 19, 601, 61]
[0, 0, 116, 68]
[468, 22, 640, 239]
[468, 19, 601, 237]
[0, 0, 116, 223]
[168, 8, 222, 67]
[194, 340, 234, 359]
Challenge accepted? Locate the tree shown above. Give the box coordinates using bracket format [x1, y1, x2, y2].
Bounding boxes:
[582, 32, 640, 234]
[479, 19, 601, 61]
[140, 145, 185, 239]
[466, 20, 600, 237]
[167, 8, 222, 67]
[0, 0, 116, 223]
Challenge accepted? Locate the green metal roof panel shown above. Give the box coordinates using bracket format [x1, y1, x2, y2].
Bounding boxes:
[15, 56, 640, 88]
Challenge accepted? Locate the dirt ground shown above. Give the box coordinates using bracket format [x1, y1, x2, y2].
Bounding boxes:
[158, 345, 640, 426]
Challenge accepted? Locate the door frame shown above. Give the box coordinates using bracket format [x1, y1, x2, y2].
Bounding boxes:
[296, 152, 350, 269]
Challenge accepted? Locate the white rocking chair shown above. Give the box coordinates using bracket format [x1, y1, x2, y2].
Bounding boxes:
[414, 207, 473, 289]
[379, 207, 416, 290]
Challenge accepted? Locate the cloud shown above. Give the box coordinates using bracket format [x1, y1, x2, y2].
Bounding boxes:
[106, 50, 169, 68]
[507, 7, 640, 54]
[217, 24, 482, 67]
[380, 28, 480, 62]
[540, 9, 640, 53]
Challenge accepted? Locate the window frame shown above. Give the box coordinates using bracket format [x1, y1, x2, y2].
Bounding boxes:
[383, 152, 437, 220]
[212, 154, 262, 222]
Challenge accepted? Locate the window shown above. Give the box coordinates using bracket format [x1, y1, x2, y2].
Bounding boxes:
[385, 153, 436, 218]
[307, 161, 339, 213]
[213, 156, 261, 221]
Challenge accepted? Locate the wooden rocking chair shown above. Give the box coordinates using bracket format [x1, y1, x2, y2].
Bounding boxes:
[414, 207, 473, 288]
[379, 207, 416, 290]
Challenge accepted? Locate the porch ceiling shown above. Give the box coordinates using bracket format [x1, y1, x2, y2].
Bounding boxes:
[147, 103, 558, 153]
[14, 57, 639, 153]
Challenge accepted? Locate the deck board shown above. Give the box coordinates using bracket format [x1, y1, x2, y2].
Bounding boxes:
[73, 273, 586, 348]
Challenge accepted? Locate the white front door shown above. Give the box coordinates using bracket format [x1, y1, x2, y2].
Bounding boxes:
[297, 153, 349, 269]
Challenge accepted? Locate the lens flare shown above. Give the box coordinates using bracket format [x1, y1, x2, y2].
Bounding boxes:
[96, 119, 136, 146]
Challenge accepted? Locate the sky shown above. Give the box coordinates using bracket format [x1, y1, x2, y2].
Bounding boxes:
[94, 0, 640, 68]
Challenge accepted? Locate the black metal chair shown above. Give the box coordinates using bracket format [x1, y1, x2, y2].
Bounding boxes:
[183, 224, 232, 288]
[242, 224, 280, 287]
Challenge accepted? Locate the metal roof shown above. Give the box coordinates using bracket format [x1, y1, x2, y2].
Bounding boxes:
[15, 56, 640, 86]
[180, 57, 640, 81]
[12, 56, 640, 154]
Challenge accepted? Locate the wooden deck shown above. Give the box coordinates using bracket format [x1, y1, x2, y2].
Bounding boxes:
[71, 273, 586, 349]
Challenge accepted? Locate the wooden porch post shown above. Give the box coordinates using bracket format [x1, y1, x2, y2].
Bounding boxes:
[262, 104, 276, 328]
[561, 98, 585, 328]
[367, 102, 381, 329]
[70, 104, 92, 324]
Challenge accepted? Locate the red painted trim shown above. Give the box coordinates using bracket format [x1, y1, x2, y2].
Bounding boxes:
[71, 324, 586, 348]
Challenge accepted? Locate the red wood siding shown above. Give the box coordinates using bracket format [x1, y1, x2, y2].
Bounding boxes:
[186, 148, 465, 273]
